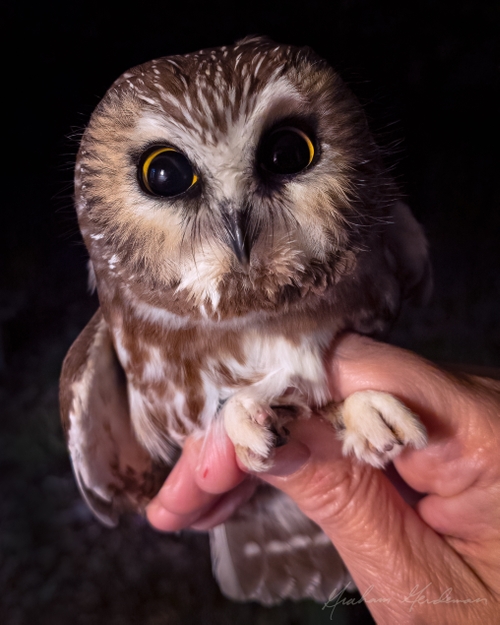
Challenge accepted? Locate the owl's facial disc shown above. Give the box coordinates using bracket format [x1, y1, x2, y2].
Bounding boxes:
[76, 38, 393, 319]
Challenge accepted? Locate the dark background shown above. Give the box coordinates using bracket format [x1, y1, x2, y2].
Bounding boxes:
[1, 1, 499, 624]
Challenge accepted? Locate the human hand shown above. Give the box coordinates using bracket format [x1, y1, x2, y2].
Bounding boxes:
[147, 334, 500, 623]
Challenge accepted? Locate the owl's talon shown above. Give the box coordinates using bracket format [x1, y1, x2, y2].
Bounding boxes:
[255, 409, 275, 428]
[223, 396, 301, 472]
[234, 444, 274, 472]
[223, 396, 276, 471]
[329, 390, 427, 468]
[269, 424, 289, 448]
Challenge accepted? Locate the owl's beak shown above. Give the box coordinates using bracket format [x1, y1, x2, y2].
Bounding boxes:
[222, 208, 252, 268]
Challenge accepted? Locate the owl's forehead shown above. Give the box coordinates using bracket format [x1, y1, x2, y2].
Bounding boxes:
[105, 40, 324, 148]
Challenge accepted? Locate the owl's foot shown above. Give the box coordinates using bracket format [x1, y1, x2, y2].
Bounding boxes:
[223, 397, 298, 472]
[331, 390, 427, 468]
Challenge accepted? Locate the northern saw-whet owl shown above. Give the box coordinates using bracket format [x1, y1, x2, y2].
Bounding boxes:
[60, 36, 431, 604]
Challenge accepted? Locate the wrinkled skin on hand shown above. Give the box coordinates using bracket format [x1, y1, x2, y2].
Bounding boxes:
[147, 334, 500, 624]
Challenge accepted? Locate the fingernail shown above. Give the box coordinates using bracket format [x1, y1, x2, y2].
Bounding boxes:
[265, 440, 310, 477]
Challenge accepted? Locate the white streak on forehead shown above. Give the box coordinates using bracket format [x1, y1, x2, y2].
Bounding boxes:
[183, 92, 193, 111]
[158, 89, 184, 109]
[166, 58, 182, 71]
[121, 78, 160, 108]
[140, 87, 203, 139]
[228, 86, 236, 108]
[253, 54, 265, 77]
[137, 94, 159, 107]
[196, 89, 215, 125]
[233, 52, 243, 69]
[197, 76, 301, 199]
[134, 116, 174, 142]
[134, 112, 197, 145]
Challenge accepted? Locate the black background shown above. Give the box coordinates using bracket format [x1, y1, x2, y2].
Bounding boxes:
[1, 1, 499, 624]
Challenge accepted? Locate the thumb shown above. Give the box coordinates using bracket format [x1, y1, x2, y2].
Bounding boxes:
[255, 417, 444, 597]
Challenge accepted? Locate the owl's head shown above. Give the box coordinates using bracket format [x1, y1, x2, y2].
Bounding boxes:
[76, 37, 397, 320]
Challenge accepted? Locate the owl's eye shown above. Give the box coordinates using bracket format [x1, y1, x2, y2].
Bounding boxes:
[140, 147, 198, 197]
[259, 127, 315, 176]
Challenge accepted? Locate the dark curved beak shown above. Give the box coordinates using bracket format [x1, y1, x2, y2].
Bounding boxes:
[221, 206, 255, 268]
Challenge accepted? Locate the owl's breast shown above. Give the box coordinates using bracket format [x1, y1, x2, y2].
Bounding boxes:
[108, 305, 335, 460]
[207, 328, 333, 407]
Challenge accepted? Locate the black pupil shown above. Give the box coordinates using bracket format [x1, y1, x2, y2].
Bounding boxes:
[260, 129, 311, 175]
[145, 150, 193, 197]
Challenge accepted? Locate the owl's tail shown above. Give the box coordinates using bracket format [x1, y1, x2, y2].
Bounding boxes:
[209, 484, 353, 605]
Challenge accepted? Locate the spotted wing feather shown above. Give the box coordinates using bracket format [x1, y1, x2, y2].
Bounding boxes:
[60, 309, 169, 526]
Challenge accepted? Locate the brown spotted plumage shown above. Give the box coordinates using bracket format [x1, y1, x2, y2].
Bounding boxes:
[61, 37, 430, 604]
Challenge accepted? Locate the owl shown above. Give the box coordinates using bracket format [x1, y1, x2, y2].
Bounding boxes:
[60, 36, 431, 604]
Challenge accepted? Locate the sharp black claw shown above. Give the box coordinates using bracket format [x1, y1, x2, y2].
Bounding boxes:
[269, 424, 289, 448]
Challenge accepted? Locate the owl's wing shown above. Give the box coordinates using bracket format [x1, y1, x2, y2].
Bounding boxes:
[60, 309, 168, 526]
[210, 485, 353, 605]
[384, 201, 433, 305]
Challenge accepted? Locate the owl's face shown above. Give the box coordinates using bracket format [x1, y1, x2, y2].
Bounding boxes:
[76, 37, 392, 320]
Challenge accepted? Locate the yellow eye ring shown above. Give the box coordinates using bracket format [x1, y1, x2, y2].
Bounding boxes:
[142, 147, 174, 191]
[141, 147, 198, 197]
[259, 126, 316, 175]
[284, 127, 315, 166]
